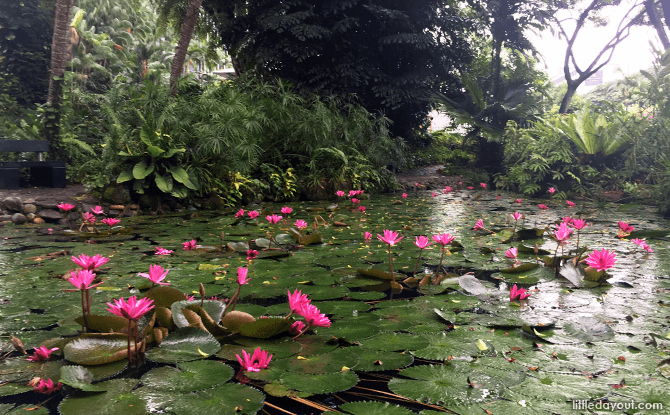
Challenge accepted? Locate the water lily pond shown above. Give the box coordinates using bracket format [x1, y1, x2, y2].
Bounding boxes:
[1, 190, 670, 414]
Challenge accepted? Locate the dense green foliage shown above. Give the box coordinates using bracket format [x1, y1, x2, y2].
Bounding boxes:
[198, 0, 474, 141]
[0, 0, 54, 107]
[77, 77, 401, 203]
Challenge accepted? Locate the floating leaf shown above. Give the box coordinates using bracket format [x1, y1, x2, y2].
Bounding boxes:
[388, 364, 506, 406]
[60, 366, 107, 392]
[58, 379, 144, 415]
[238, 317, 292, 338]
[280, 371, 358, 394]
[63, 333, 136, 366]
[339, 401, 416, 415]
[141, 360, 233, 392]
[145, 327, 221, 363]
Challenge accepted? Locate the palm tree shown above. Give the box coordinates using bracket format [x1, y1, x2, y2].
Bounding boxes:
[169, 0, 203, 95]
[45, 0, 74, 156]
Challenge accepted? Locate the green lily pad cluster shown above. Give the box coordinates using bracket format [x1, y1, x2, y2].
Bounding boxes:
[0, 190, 669, 414]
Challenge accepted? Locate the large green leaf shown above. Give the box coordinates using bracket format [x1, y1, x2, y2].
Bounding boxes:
[141, 360, 233, 392]
[58, 379, 144, 415]
[279, 371, 358, 394]
[155, 174, 173, 193]
[63, 333, 135, 366]
[145, 327, 221, 363]
[132, 160, 154, 180]
[159, 383, 265, 415]
[339, 401, 416, 415]
[169, 166, 197, 190]
[116, 169, 133, 183]
[388, 364, 506, 407]
[59, 366, 107, 392]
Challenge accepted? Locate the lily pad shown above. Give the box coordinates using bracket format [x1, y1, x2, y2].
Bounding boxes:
[59, 366, 107, 392]
[141, 360, 233, 392]
[150, 383, 265, 415]
[339, 401, 416, 415]
[145, 327, 221, 363]
[58, 379, 145, 415]
[388, 364, 506, 406]
[279, 370, 359, 394]
[63, 333, 136, 366]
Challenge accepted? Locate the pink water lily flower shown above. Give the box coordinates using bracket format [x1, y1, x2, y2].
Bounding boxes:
[631, 238, 646, 247]
[246, 249, 258, 260]
[281, 207, 293, 215]
[514, 199, 522, 203]
[336, 190, 345, 197]
[32, 378, 62, 394]
[101, 218, 120, 227]
[71, 254, 109, 271]
[83, 212, 96, 224]
[348, 190, 358, 197]
[644, 244, 654, 253]
[538, 204, 548, 210]
[444, 186, 452, 193]
[235, 209, 244, 218]
[566, 200, 576, 207]
[584, 248, 617, 272]
[618, 221, 635, 233]
[57, 203, 75, 211]
[358, 206, 366, 212]
[67, 269, 98, 290]
[27, 346, 58, 362]
[182, 239, 197, 251]
[295, 219, 307, 229]
[571, 219, 587, 230]
[236, 347, 273, 372]
[288, 289, 311, 314]
[154, 247, 173, 255]
[562, 216, 573, 225]
[364, 231, 372, 240]
[377, 230, 403, 246]
[90, 206, 104, 215]
[585, 248, 617, 271]
[248, 210, 259, 219]
[432, 192, 437, 197]
[473, 219, 485, 231]
[352, 198, 360, 203]
[510, 284, 531, 301]
[266, 214, 282, 224]
[237, 267, 250, 285]
[511, 212, 522, 221]
[554, 222, 573, 242]
[467, 186, 474, 190]
[496, 195, 501, 199]
[289, 320, 306, 335]
[548, 187, 556, 194]
[432, 233, 455, 246]
[138, 265, 170, 286]
[401, 193, 408, 199]
[300, 303, 331, 328]
[480, 183, 487, 189]
[505, 247, 518, 260]
[106, 296, 154, 321]
[414, 236, 433, 249]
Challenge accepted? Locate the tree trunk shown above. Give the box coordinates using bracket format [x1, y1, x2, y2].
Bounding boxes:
[170, 0, 203, 95]
[44, 0, 74, 158]
[645, 0, 670, 50]
[558, 83, 578, 114]
[490, 38, 503, 103]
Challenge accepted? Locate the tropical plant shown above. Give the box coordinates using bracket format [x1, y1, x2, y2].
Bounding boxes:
[116, 116, 198, 198]
[558, 109, 632, 157]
